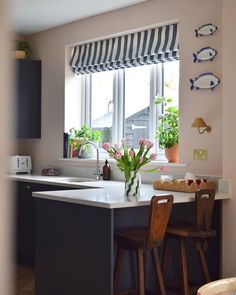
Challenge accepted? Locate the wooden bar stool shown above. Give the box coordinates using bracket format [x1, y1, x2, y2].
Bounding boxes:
[162, 189, 216, 295]
[114, 194, 174, 295]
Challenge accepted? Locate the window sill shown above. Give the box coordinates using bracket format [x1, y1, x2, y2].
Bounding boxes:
[57, 157, 188, 169]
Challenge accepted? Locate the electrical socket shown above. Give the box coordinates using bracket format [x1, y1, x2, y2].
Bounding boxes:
[193, 149, 208, 160]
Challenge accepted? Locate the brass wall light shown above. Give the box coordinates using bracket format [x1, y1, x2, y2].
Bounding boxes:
[191, 117, 212, 134]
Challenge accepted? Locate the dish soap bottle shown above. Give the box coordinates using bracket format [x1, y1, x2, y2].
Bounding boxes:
[103, 159, 111, 180]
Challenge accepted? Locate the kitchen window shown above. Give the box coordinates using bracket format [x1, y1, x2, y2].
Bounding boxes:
[66, 23, 179, 156]
[65, 60, 179, 153]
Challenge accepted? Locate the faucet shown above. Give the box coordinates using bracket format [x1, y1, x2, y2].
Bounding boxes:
[79, 141, 102, 180]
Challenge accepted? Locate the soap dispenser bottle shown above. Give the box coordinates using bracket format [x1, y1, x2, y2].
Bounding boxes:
[103, 159, 111, 180]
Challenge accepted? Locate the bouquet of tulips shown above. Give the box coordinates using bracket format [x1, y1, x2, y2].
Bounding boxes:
[102, 138, 166, 182]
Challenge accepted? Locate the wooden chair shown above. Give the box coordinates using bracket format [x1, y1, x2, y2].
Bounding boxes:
[114, 194, 174, 295]
[162, 189, 216, 295]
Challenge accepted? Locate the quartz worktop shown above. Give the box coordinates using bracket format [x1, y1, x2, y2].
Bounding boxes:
[8, 174, 231, 209]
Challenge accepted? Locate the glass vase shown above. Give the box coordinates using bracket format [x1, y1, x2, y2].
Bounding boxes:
[125, 171, 141, 200]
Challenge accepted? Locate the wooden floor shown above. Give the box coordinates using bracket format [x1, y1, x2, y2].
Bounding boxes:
[16, 265, 35, 295]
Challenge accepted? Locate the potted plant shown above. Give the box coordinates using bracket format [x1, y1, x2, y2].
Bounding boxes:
[14, 40, 32, 59]
[155, 96, 179, 163]
[69, 125, 102, 158]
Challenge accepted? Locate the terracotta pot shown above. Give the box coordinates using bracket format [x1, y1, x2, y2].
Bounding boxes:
[165, 144, 179, 163]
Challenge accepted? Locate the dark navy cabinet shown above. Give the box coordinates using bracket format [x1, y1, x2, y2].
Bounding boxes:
[14, 181, 76, 267]
[15, 59, 41, 138]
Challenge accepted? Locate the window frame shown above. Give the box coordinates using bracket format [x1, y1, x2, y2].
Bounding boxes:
[77, 61, 179, 157]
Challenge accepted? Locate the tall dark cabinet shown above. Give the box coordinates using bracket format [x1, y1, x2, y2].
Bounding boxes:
[16, 59, 41, 138]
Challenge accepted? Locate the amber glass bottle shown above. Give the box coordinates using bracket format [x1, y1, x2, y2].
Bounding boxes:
[103, 159, 111, 180]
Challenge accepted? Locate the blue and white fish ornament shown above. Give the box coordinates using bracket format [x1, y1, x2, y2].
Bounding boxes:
[193, 47, 217, 63]
[190, 73, 220, 91]
[195, 23, 218, 37]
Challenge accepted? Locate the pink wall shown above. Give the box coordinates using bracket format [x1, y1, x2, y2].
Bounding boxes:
[0, 0, 14, 292]
[20, 0, 223, 177]
[222, 0, 236, 277]
[18, 0, 236, 277]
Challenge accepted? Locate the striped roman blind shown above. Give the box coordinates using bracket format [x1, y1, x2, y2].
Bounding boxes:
[70, 23, 179, 75]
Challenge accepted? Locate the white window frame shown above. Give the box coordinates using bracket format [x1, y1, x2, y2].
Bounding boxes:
[80, 62, 177, 156]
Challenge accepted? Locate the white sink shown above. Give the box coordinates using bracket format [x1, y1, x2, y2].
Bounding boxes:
[61, 177, 94, 183]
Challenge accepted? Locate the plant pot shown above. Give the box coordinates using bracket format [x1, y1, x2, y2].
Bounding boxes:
[79, 145, 94, 158]
[165, 144, 179, 163]
[13, 50, 26, 59]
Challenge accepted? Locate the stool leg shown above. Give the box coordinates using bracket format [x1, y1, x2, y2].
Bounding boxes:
[143, 251, 146, 287]
[114, 244, 124, 295]
[161, 238, 170, 283]
[196, 239, 211, 283]
[179, 237, 189, 295]
[136, 248, 145, 295]
[151, 247, 166, 295]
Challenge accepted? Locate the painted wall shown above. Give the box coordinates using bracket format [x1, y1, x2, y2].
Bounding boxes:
[18, 0, 223, 177]
[17, 0, 236, 277]
[0, 0, 13, 293]
[222, 0, 236, 278]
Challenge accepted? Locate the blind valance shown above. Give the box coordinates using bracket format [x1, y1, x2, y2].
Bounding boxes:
[70, 23, 179, 75]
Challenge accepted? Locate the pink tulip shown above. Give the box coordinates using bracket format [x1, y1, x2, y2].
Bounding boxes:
[115, 151, 123, 159]
[102, 142, 111, 151]
[129, 149, 134, 157]
[138, 138, 147, 146]
[149, 153, 157, 160]
[139, 156, 144, 164]
[160, 166, 168, 172]
[146, 140, 154, 148]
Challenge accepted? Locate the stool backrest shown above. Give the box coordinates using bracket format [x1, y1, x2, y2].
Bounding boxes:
[195, 189, 215, 231]
[146, 195, 173, 248]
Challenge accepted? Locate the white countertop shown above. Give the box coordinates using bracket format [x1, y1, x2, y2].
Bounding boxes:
[8, 174, 231, 209]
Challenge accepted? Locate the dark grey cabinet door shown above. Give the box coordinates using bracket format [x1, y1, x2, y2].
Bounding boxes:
[16, 59, 41, 138]
[15, 181, 78, 267]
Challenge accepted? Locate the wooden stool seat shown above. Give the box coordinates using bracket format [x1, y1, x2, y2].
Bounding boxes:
[115, 227, 149, 249]
[114, 195, 174, 295]
[162, 189, 216, 295]
[166, 223, 216, 238]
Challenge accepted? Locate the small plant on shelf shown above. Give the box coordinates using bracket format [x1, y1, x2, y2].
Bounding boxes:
[14, 40, 32, 59]
[69, 125, 102, 158]
[155, 96, 179, 162]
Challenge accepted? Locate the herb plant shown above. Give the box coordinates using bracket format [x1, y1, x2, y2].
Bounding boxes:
[155, 96, 179, 149]
[69, 125, 102, 151]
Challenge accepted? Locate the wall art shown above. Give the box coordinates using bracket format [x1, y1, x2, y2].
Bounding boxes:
[193, 47, 217, 63]
[190, 73, 220, 91]
[195, 23, 218, 37]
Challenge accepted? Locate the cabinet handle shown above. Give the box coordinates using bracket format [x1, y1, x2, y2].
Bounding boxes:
[26, 185, 31, 190]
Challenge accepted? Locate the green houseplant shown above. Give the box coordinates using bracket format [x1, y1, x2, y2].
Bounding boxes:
[14, 40, 32, 59]
[69, 125, 102, 158]
[155, 96, 179, 163]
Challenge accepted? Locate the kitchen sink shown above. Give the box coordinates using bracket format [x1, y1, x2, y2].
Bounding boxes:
[61, 177, 95, 183]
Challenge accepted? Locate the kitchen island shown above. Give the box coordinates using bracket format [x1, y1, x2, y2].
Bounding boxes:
[27, 177, 230, 295]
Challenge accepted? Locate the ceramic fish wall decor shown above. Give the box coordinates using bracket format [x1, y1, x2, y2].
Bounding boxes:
[193, 47, 217, 63]
[195, 23, 218, 37]
[190, 73, 220, 91]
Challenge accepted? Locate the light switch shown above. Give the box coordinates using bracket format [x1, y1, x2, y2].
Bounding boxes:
[193, 149, 208, 160]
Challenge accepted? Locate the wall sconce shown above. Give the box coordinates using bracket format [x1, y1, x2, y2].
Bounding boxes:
[191, 117, 212, 134]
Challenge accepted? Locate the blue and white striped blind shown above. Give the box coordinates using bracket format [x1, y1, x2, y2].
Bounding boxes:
[70, 23, 179, 75]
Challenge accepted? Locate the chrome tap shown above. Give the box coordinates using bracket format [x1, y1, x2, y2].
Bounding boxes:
[79, 141, 102, 180]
